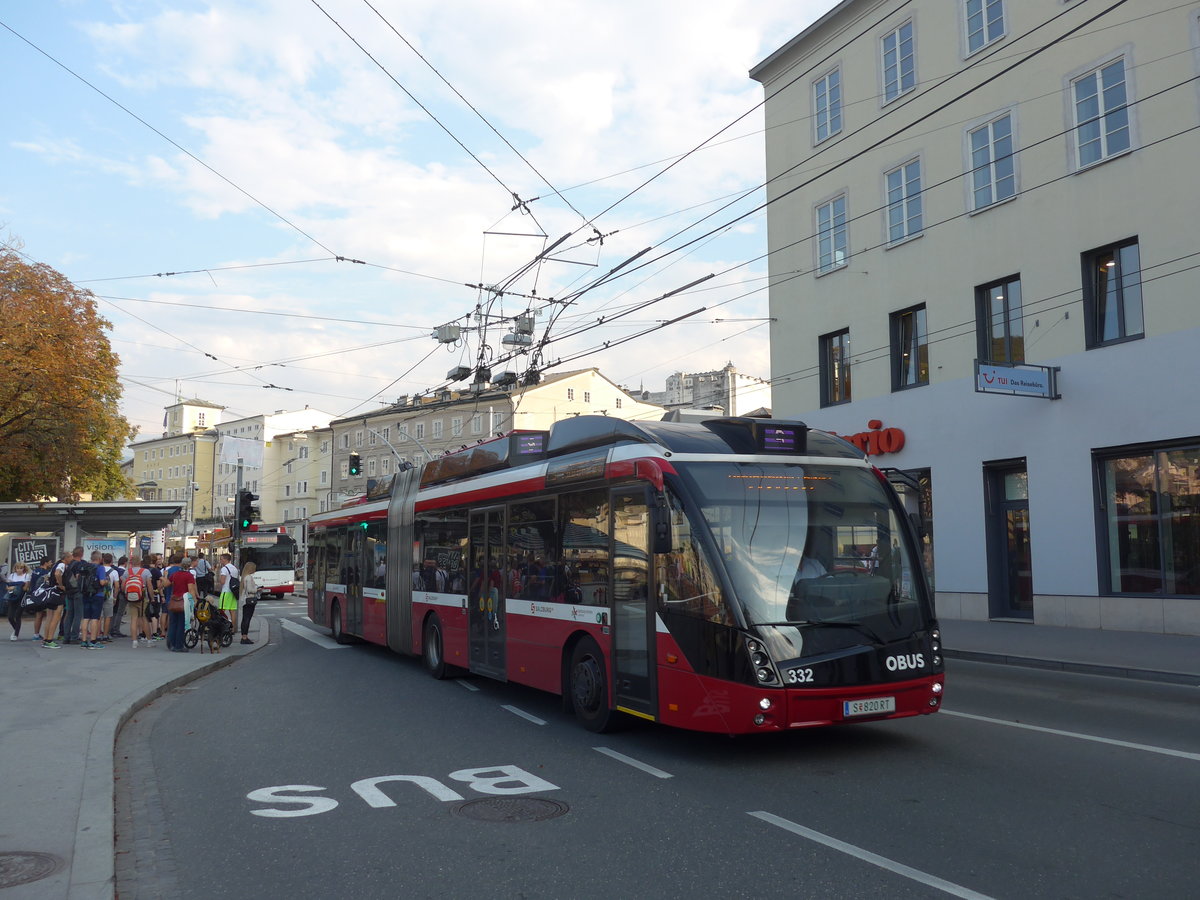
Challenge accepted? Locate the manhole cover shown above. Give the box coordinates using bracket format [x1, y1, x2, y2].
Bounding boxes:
[451, 798, 569, 823]
[0, 851, 65, 888]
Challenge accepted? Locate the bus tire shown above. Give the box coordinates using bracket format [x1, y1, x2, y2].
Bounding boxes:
[423, 614, 449, 679]
[569, 637, 618, 733]
[330, 600, 351, 645]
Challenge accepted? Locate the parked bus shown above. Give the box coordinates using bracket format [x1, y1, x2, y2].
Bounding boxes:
[306, 416, 944, 734]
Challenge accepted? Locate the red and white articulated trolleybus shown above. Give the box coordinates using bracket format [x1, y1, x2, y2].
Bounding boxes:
[306, 416, 944, 734]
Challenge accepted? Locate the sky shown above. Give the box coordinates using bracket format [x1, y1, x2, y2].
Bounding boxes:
[2, 0, 834, 440]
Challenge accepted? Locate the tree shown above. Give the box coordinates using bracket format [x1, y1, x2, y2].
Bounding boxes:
[0, 244, 135, 501]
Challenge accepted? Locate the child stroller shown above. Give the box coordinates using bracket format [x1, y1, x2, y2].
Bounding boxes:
[184, 596, 234, 651]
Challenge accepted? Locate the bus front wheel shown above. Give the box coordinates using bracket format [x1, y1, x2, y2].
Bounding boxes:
[423, 614, 448, 679]
[569, 638, 617, 733]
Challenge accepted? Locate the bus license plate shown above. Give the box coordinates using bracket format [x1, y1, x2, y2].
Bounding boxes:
[843, 696, 896, 718]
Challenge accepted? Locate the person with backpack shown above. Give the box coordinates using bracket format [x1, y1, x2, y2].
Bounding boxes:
[108, 555, 129, 638]
[122, 555, 152, 648]
[62, 546, 87, 644]
[217, 552, 240, 633]
[78, 550, 111, 650]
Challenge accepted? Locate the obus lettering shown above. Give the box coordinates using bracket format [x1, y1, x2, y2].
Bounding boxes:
[247, 765, 559, 818]
[885, 653, 925, 672]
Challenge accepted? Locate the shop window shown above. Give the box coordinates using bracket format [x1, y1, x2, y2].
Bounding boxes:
[1097, 443, 1200, 596]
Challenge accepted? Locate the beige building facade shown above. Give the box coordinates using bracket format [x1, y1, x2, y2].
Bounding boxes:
[752, 0, 1200, 634]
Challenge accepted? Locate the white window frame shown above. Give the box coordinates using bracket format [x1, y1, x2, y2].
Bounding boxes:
[881, 20, 916, 105]
[813, 66, 843, 144]
[966, 111, 1017, 211]
[815, 192, 849, 275]
[1067, 52, 1133, 171]
[884, 158, 923, 245]
[963, 0, 1005, 57]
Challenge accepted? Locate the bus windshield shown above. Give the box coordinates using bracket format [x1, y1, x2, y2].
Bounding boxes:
[675, 462, 929, 637]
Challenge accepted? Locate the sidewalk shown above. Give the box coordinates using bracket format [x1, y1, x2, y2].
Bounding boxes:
[940, 618, 1200, 686]
[0, 612, 269, 900]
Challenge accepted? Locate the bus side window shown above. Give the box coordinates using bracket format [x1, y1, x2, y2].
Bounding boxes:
[558, 490, 610, 606]
[659, 493, 732, 626]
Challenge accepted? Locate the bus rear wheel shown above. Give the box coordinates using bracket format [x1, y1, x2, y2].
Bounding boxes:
[423, 614, 449, 679]
[569, 638, 618, 733]
[330, 600, 350, 645]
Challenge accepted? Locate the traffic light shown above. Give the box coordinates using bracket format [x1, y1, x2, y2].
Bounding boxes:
[236, 489, 260, 533]
[349, 452, 362, 477]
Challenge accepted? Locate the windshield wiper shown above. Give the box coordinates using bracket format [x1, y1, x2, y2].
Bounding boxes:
[793, 618, 885, 644]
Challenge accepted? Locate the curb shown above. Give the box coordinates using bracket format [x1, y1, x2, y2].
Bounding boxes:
[69, 623, 274, 900]
[943, 648, 1200, 687]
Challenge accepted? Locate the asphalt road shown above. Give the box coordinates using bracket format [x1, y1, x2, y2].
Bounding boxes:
[116, 609, 1200, 899]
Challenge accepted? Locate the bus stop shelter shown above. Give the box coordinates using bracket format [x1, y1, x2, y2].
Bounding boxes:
[0, 501, 183, 563]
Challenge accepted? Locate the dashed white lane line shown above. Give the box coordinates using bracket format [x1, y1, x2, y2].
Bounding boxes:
[502, 705, 547, 725]
[593, 747, 673, 779]
[941, 709, 1200, 762]
[749, 811, 994, 900]
[280, 618, 350, 649]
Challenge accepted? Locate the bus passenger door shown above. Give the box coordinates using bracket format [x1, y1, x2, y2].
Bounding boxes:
[611, 487, 655, 719]
[346, 525, 365, 635]
[468, 507, 507, 680]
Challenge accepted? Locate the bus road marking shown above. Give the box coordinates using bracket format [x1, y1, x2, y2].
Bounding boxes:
[280, 619, 350, 649]
[749, 812, 994, 900]
[457, 681, 480, 692]
[502, 705, 547, 726]
[593, 747, 673, 779]
[941, 709, 1200, 762]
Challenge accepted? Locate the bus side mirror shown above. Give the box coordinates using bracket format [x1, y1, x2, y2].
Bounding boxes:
[651, 492, 672, 555]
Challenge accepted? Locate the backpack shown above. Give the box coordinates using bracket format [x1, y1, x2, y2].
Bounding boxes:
[223, 564, 239, 595]
[123, 567, 147, 601]
[68, 561, 103, 597]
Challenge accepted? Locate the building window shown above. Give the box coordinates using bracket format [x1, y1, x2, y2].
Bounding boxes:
[1083, 239, 1143, 347]
[976, 276, 1024, 364]
[964, 0, 1004, 55]
[451, 417, 463, 437]
[816, 194, 849, 274]
[1097, 442, 1200, 596]
[819, 329, 852, 407]
[431, 420, 444, 439]
[885, 159, 922, 244]
[968, 113, 1016, 209]
[471, 414, 482, 435]
[813, 67, 842, 143]
[567, 388, 575, 401]
[881, 20, 915, 103]
[1072, 58, 1130, 169]
[892, 304, 929, 391]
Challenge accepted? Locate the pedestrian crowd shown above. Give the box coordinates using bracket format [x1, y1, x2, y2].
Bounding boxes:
[4, 548, 262, 651]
